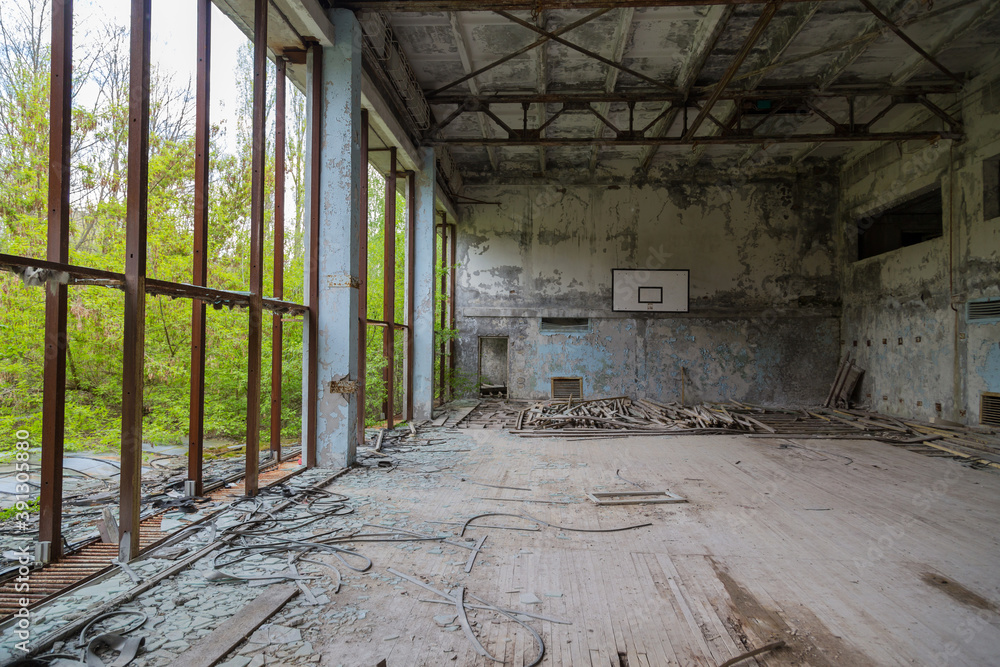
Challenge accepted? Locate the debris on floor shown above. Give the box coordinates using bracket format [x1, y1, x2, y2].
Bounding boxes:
[0, 409, 997, 666]
[513, 396, 775, 436]
[0, 447, 302, 619]
[455, 396, 1000, 469]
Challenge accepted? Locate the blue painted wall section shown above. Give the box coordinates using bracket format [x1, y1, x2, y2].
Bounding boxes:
[412, 147, 437, 420]
[314, 9, 362, 466]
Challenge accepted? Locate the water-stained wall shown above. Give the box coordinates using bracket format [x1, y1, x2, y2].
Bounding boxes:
[839, 66, 1000, 425]
[452, 168, 842, 405]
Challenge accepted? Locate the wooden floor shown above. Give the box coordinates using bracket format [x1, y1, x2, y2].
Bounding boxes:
[310, 430, 1000, 666]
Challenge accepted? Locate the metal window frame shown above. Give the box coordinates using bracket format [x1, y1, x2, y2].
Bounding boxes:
[4, 0, 316, 563]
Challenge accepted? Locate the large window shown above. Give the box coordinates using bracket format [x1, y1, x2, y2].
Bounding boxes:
[857, 187, 943, 260]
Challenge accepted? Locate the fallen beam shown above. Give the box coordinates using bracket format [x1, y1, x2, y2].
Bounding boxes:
[177, 585, 299, 667]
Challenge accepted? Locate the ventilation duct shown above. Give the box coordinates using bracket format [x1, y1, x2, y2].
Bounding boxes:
[967, 298, 1000, 323]
[551, 377, 583, 400]
[981, 393, 1000, 427]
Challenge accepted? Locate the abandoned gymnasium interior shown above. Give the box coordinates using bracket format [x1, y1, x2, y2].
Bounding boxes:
[0, 0, 999, 664]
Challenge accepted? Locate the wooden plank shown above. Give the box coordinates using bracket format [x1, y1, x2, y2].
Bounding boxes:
[178, 584, 299, 667]
[824, 357, 848, 407]
[586, 490, 687, 505]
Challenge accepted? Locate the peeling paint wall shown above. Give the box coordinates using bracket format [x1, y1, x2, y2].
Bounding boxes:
[454, 168, 841, 405]
[839, 66, 1000, 425]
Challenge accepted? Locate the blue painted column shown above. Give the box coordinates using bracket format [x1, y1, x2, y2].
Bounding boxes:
[413, 147, 437, 419]
[306, 8, 362, 467]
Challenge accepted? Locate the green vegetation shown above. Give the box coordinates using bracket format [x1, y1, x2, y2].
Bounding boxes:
[0, 497, 39, 521]
[0, 1, 440, 451]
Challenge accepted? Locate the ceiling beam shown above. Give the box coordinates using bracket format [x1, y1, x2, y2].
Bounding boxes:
[737, 0, 901, 165]
[280, 0, 336, 45]
[421, 87, 959, 142]
[720, 0, 985, 95]
[427, 84, 960, 106]
[589, 7, 634, 173]
[535, 11, 549, 174]
[685, 0, 819, 165]
[684, 0, 785, 140]
[426, 8, 611, 97]
[780, 0, 916, 164]
[638, 5, 733, 171]
[425, 129, 960, 146]
[858, 0, 963, 84]
[336, 0, 837, 11]
[495, 10, 675, 92]
[448, 12, 499, 171]
[889, 0, 1000, 86]
[790, 0, 994, 164]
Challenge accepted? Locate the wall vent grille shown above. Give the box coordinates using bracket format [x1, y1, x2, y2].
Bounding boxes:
[551, 377, 583, 400]
[981, 393, 1000, 427]
[967, 298, 1000, 323]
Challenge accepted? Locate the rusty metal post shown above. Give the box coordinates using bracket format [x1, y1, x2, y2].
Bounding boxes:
[383, 148, 397, 429]
[245, 0, 267, 494]
[120, 0, 151, 561]
[438, 213, 448, 404]
[39, 0, 73, 563]
[187, 0, 211, 497]
[357, 110, 368, 444]
[270, 56, 286, 460]
[305, 43, 322, 468]
[405, 171, 416, 421]
[448, 222, 456, 401]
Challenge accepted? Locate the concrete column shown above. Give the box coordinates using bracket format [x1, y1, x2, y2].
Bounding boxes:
[412, 147, 437, 419]
[312, 8, 362, 466]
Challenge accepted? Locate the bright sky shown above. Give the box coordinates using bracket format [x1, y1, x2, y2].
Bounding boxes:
[73, 0, 250, 154]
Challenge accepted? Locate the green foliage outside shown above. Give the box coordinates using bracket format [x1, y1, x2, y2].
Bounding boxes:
[0, 3, 309, 453]
[0, 1, 465, 451]
[0, 497, 39, 521]
[362, 166, 407, 426]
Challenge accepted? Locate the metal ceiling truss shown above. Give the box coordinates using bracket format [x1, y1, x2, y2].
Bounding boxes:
[426, 8, 611, 98]
[335, 0, 835, 10]
[422, 87, 962, 146]
[355, 0, 977, 162]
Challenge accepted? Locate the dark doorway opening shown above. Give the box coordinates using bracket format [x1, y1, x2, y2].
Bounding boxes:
[479, 336, 508, 397]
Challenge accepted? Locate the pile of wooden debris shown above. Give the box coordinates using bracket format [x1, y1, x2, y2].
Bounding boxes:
[497, 396, 1000, 470]
[513, 396, 775, 438]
